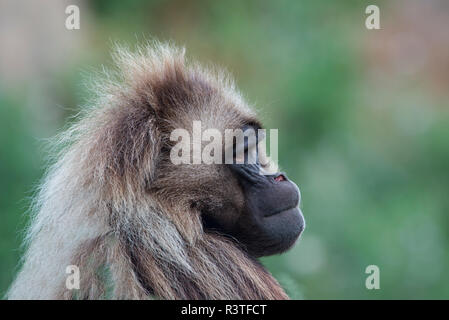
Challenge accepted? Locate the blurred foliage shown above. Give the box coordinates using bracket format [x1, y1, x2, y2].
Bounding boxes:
[0, 93, 43, 294]
[1, 0, 448, 298]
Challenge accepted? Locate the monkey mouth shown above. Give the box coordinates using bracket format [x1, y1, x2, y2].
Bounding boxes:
[264, 205, 300, 218]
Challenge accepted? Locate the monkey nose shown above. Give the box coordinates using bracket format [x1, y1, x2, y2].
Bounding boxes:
[274, 173, 286, 182]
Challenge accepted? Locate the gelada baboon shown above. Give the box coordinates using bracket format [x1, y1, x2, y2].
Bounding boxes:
[8, 43, 304, 300]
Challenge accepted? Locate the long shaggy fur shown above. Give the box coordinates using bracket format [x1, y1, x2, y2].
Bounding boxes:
[7, 43, 288, 300]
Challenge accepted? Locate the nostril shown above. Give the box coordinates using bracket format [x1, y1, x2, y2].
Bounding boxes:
[274, 174, 286, 182]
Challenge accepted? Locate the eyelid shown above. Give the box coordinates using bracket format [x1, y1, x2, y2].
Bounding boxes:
[243, 121, 261, 130]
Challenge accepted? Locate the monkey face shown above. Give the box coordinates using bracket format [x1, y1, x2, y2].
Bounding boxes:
[203, 126, 304, 257]
[155, 122, 304, 258]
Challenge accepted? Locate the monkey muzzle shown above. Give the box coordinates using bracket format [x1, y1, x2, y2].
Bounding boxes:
[229, 163, 305, 257]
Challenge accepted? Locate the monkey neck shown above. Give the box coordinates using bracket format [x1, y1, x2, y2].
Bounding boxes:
[126, 233, 289, 300]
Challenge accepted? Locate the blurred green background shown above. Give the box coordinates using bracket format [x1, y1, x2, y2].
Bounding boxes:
[1, 0, 448, 299]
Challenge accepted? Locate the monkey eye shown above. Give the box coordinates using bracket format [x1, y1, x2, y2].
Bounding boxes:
[233, 125, 262, 165]
[245, 143, 259, 165]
